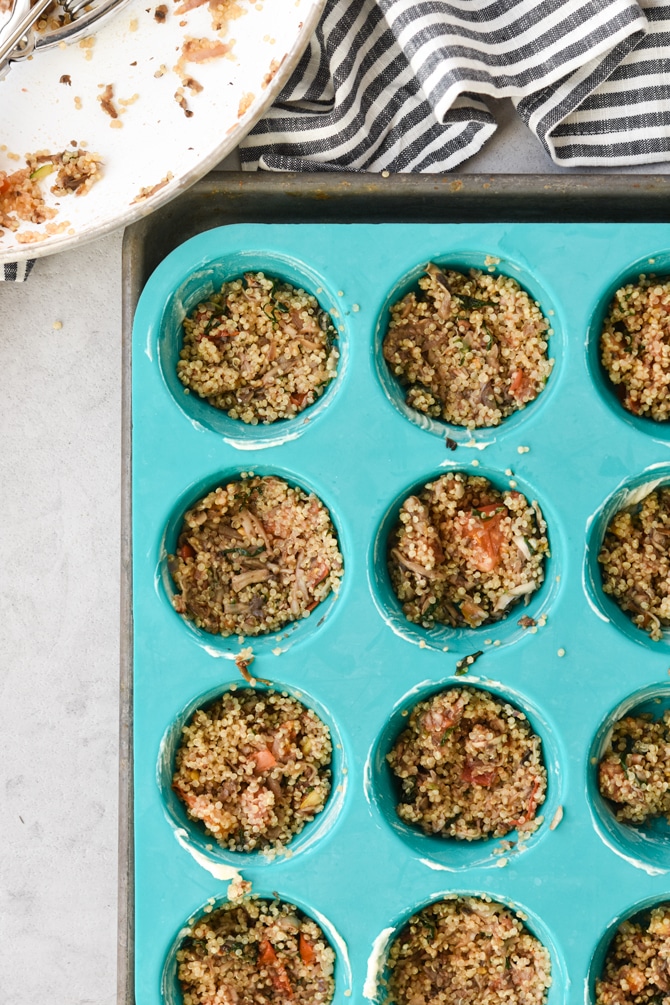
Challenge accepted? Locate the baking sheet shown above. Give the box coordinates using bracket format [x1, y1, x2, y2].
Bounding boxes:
[122, 173, 670, 1005]
[0, 0, 323, 263]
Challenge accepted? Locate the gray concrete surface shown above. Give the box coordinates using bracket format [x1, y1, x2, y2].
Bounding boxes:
[3, 102, 670, 1005]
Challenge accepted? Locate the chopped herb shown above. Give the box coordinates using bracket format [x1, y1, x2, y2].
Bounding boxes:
[440, 725, 456, 745]
[455, 650, 484, 674]
[456, 294, 495, 311]
[472, 506, 506, 520]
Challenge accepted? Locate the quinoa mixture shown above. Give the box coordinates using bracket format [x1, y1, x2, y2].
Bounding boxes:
[600, 275, 670, 422]
[177, 898, 335, 1005]
[388, 472, 548, 630]
[172, 688, 332, 853]
[596, 906, 670, 1005]
[598, 487, 670, 641]
[387, 687, 546, 840]
[168, 474, 343, 637]
[598, 710, 670, 826]
[382, 262, 552, 429]
[0, 148, 102, 235]
[386, 897, 551, 1005]
[177, 271, 338, 424]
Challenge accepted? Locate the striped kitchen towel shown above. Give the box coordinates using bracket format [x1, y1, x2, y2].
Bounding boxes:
[5, 0, 670, 279]
[239, 0, 669, 173]
[3, 260, 34, 281]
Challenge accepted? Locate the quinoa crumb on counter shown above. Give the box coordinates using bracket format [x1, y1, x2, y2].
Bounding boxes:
[386, 897, 551, 1005]
[382, 262, 552, 429]
[598, 711, 670, 826]
[598, 487, 670, 641]
[387, 687, 547, 840]
[172, 688, 332, 853]
[600, 275, 670, 421]
[596, 906, 670, 1005]
[177, 271, 339, 424]
[177, 898, 335, 1004]
[388, 472, 548, 629]
[168, 474, 343, 637]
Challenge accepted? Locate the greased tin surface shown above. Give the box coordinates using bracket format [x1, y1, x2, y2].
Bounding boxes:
[131, 222, 670, 1005]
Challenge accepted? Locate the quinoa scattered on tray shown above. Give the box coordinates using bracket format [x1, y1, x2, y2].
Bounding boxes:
[382, 262, 552, 429]
[387, 687, 546, 840]
[388, 472, 548, 630]
[177, 898, 335, 1005]
[600, 275, 670, 421]
[177, 271, 338, 424]
[598, 487, 670, 641]
[598, 710, 670, 826]
[596, 906, 670, 1005]
[386, 897, 551, 1005]
[172, 688, 332, 852]
[168, 474, 343, 637]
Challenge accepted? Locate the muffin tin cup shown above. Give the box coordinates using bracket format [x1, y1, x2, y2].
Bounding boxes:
[585, 250, 670, 442]
[161, 889, 353, 1005]
[366, 677, 564, 872]
[131, 221, 670, 1005]
[584, 464, 670, 651]
[587, 683, 670, 874]
[157, 463, 351, 658]
[374, 250, 563, 446]
[370, 461, 563, 655]
[157, 679, 349, 870]
[154, 246, 349, 449]
[586, 895, 670, 1005]
[364, 889, 569, 1005]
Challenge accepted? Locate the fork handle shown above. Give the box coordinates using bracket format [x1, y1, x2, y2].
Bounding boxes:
[0, 0, 57, 67]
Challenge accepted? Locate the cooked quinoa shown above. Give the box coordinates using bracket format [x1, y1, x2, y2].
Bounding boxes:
[177, 271, 338, 424]
[596, 906, 670, 1005]
[600, 276, 670, 421]
[387, 687, 546, 840]
[168, 474, 343, 637]
[172, 688, 332, 852]
[177, 898, 335, 1005]
[0, 148, 102, 235]
[382, 263, 552, 429]
[386, 897, 551, 1005]
[598, 711, 670, 826]
[598, 488, 670, 641]
[388, 472, 548, 629]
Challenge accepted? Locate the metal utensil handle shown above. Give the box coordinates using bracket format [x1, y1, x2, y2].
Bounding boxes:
[0, 0, 54, 64]
[34, 0, 130, 50]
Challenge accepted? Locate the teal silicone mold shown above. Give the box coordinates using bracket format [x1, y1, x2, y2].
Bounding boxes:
[132, 223, 670, 1005]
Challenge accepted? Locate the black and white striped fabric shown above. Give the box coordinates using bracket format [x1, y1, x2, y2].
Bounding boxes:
[5, 0, 670, 279]
[3, 260, 34, 281]
[239, 0, 669, 172]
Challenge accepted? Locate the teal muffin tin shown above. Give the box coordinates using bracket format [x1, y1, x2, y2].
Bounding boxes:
[132, 222, 670, 1005]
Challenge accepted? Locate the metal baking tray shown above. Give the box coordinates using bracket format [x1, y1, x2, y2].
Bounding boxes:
[121, 171, 670, 1005]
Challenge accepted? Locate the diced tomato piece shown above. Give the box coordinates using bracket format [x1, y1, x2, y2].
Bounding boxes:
[259, 940, 277, 965]
[462, 762, 497, 787]
[252, 749, 277, 771]
[258, 940, 293, 997]
[510, 368, 524, 393]
[299, 933, 315, 965]
[464, 511, 506, 572]
[178, 543, 195, 560]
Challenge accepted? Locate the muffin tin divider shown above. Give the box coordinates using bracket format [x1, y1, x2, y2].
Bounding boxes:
[132, 222, 670, 1005]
